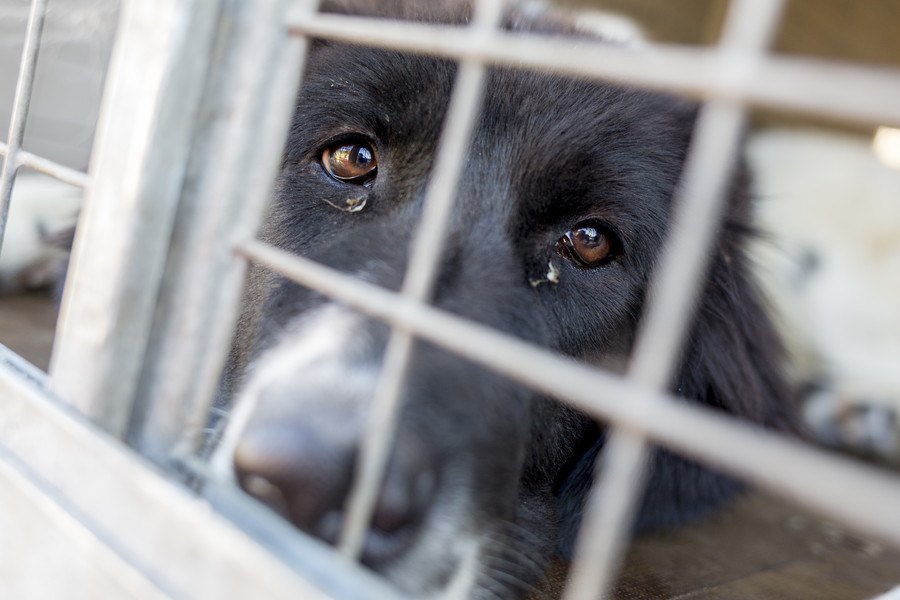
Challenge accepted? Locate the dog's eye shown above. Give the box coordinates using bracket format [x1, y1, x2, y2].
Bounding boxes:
[556, 221, 619, 268]
[321, 141, 377, 183]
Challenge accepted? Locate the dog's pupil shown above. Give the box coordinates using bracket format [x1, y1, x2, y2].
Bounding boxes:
[575, 226, 599, 246]
[352, 145, 373, 167]
[325, 143, 376, 180]
[572, 226, 610, 264]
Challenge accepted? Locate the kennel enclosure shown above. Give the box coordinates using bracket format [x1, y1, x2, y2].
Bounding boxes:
[1, 0, 900, 598]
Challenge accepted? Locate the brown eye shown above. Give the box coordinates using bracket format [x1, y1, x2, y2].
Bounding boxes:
[556, 221, 619, 268]
[321, 141, 377, 183]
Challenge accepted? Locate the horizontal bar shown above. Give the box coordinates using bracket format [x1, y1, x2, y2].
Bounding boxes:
[287, 14, 900, 127]
[0, 443, 173, 600]
[0, 141, 89, 188]
[0, 344, 405, 600]
[238, 240, 900, 548]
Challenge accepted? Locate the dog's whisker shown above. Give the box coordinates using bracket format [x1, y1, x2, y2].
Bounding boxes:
[479, 559, 538, 595]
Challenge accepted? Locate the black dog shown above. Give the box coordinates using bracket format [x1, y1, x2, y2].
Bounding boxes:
[214, 1, 792, 597]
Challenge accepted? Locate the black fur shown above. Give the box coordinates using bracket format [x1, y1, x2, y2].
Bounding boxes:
[221, 1, 793, 597]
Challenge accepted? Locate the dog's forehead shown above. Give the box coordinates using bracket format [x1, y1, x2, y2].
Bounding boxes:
[300, 44, 689, 223]
[301, 44, 662, 159]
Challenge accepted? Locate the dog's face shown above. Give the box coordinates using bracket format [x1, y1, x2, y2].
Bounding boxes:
[215, 2, 789, 598]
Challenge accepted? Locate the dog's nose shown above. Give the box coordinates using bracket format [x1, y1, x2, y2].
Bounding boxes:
[233, 420, 436, 561]
[234, 422, 352, 534]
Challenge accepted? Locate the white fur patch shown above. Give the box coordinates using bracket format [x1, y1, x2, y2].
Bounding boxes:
[434, 537, 482, 600]
[210, 304, 367, 479]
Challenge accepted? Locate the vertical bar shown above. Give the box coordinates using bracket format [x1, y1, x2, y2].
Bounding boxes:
[0, 0, 48, 253]
[338, 0, 505, 559]
[562, 1, 786, 599]
[129, 0, 321, 463]
[49, 0, 225, 434]
[562, 101, 748, 600]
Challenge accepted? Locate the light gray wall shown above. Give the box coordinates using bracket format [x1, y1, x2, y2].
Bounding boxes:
[1, 0, 119, 170]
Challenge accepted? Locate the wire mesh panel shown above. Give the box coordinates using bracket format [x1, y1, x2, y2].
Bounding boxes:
[227, 1, 900, 598]
[1, 0, 900, 599]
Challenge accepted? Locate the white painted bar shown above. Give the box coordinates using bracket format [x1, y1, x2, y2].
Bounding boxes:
[338, 0, 506, 560]
[49, 0, 225, 435]
[128, 0, 320, 466]
[0, 141, 89, 188]
[0, 0, 48, 252]
[564, 0, 787, 595]
[239, 240, 900, 548]
[287, 13, 900, 127]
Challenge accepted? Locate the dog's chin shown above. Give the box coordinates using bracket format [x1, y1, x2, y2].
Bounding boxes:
[382, 520, 537, 600]
[372, 470, 494, 599]
[383, 494, 554, 600]
[382, 520, 481, 600]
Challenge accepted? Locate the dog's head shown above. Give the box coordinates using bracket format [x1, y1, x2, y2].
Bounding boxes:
[214, 1, 791, 597]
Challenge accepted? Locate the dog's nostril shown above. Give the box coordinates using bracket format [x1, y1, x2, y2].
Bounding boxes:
[234, 424, 354, 531]
[371, 457, 437, 536]
[233, 422, 438, 564]
[240, 473, 291, 517]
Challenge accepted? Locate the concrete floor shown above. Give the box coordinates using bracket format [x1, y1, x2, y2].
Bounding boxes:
[1, 291, 898, 599]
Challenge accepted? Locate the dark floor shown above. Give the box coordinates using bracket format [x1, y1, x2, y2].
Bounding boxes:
[0, 290, 57, 369]
[1, 291, 898, 599]
[538, 493, 900, 599]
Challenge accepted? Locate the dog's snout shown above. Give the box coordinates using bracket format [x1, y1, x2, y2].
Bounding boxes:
[234, 421, 354, 534]
[233, 416, 438, 563]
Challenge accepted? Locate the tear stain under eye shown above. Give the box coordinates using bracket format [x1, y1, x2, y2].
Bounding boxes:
[529, 261, 561, 288]
[323, 196, 367, 213]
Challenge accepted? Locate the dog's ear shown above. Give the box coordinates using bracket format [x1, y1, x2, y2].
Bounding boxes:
[663, 163, 795, 432]
[555, 166, 795, 557]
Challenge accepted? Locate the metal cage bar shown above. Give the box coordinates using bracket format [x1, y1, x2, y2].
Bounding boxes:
[0, 142, 89, 189]
[0, 0, 91, 262]
[0, 0, 898, 598]
[237, 241, 900, 548]
[564, 2, 786, 595]
[286, 13, 900, 126]
[337, 0, 505, 560]
[49, 0, 227, 435]
[126, 0, 321, 465]
[0, 0, 49, 253]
